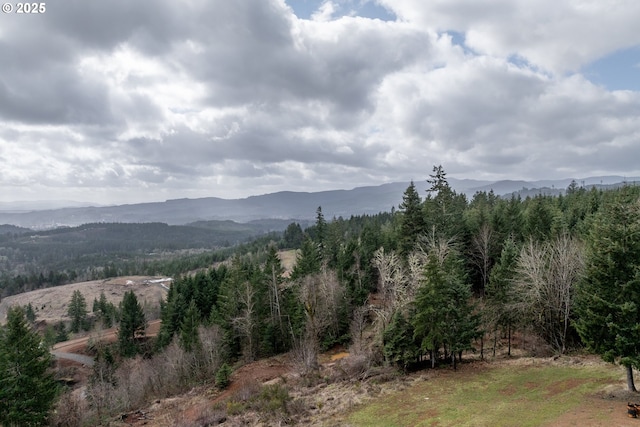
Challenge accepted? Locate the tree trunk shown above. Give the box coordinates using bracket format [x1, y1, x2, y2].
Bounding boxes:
[507, 324, 512, 356]
[493, 328, 497, 357]
[626, 365, 637, 392]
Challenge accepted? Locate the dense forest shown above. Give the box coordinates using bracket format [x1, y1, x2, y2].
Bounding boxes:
[180, 168, 640, 368]
[0, 219, 303, 297]
[153, 166, 640, 378]
[2, 166, 640, 425]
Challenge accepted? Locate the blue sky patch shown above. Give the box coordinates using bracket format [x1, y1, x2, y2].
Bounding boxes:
[583, 46, 640, 91]
[286, 0, 395, 21]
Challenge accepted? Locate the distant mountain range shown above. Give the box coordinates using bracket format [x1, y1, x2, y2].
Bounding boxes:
[1, 176, 638, 230]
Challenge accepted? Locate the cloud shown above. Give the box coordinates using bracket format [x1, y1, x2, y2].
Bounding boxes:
[378, 0, 640, 73]
[0, 0, 638, 204]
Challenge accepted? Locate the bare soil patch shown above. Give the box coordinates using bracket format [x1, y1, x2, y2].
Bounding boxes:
[0, 276, 169, 325]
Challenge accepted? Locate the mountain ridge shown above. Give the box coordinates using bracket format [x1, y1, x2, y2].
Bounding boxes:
[1, 176, 638, 229]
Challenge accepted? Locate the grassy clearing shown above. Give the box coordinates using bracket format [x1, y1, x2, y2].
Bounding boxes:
[347, 360, 621, 427]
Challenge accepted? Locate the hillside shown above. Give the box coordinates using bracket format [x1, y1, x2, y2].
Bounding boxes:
[0, 221, 288, 290]
[0, 276, 168, 325]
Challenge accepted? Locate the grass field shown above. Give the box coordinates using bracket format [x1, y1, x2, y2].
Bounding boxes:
[347, 358, 630, 427]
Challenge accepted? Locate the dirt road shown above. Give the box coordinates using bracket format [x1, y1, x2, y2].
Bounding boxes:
[52, 319, 162, 363]
[52, 351, 95, 366]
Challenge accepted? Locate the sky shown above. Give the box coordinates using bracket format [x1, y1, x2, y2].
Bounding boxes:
[0, 0, 639, 205]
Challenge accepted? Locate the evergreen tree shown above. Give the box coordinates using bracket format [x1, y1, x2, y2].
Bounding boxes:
[290, 236, 321, 280]
[156, 287, 186, 349]
[424, 165, 467, 241]
[67, 289, 88, 333]
[25, 302, 36, 322]
[398, 181, 425, 256]
[486, 237, 519, 355]
[413, 240, 479, 369]
[54, 321, 69, 343]
[0, 306, 58, 426]
[383, 310, 419, 371]
[118, 290, 146, 357]
[94, 291, 116, 328]
[211, 256, 257, 359]
[215, 363, 232, 389]
[263, 245, 288, 354]
[314, 206, 327, 255]
[524, 196, 554, 241]
[575, 191, 640, 391]
[180, 299, 201, 352]
[493, 195, 524, 243]
[282, 222, 304, 249]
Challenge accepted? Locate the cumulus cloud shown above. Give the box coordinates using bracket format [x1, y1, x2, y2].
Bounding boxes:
[0, 0, 638, 204]
[378, 0, 640, 73]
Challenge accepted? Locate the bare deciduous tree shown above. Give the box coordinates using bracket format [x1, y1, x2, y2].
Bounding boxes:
[371, 248, 421, 330]
[470, 223, 494, 295]
[370, 247, 424, 364]
[295, 268, 345, 375]
[232, 281, 258, 362]
[512, 235, 584, 353]
[349, 305, 368, 356]
[267, 261, 285, 338]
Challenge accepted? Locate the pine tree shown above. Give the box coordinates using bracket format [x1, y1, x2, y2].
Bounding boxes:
[118, 290, 146, 357]
[291, 236, 321, 280]
[524, 196, 554, 241]
[156, 287, 186, 350]
[398, 181, 425, 256]
[424, 165, 467, 241]
[282, 222, 304, 249]
[574, 190, 640, 391]
[180, 299, 201, 352]
[413, 240, 479, 369]
[25, 302, 36, 322]
[486, 237, 519, 356]
[314, 206, 327, 256]
[383, 310, 419, 371]
[0, 306, 58, 426]
[67, 289, 88, 333]
[94, 291, 116, 328]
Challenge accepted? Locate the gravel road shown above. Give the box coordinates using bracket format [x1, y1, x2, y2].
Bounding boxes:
[53, 351, 95, 366]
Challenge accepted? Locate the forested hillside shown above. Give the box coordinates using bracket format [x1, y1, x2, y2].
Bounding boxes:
[157, 166, 640, 374]
[0, 220, 294, 297]
[2, 166, 640, 425]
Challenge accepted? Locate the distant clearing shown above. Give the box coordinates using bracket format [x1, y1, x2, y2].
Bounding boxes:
[278, 249, 298, 277]
[346, 357, 632, 427]
[0, 276, 169, 324]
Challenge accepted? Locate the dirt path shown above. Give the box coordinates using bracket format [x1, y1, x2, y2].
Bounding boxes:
[51, 319, 161, 356]
[52, 351, 95, 366]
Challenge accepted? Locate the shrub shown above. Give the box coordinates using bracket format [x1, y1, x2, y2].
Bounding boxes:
[257, 383, 291, 415]
[216, 363, 233, 389]
[49, 392, 87, 427]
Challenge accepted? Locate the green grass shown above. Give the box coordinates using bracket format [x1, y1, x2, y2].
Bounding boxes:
[348, 361, 620, 427]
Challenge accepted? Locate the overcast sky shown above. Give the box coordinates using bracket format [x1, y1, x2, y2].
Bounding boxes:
[1, 0, 639, 205]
